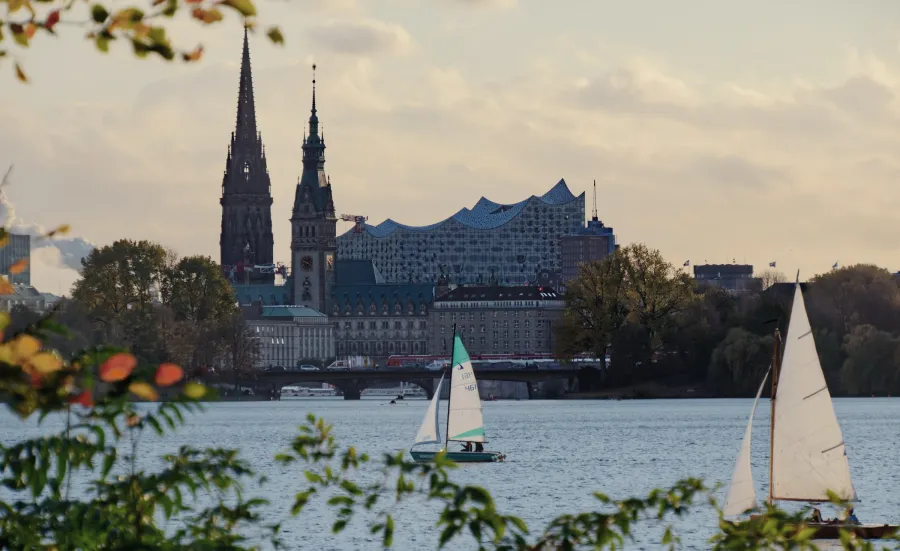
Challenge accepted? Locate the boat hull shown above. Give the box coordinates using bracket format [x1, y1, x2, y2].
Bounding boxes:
[808, 523, 897, 540]
[410, 450, 505, 463]
[732, 520, 897, 540]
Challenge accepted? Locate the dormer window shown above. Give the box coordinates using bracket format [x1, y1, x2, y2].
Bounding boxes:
[243, 162, 250, 174]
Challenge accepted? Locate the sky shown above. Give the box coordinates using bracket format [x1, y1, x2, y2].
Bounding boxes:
[3, 0, 900, 295]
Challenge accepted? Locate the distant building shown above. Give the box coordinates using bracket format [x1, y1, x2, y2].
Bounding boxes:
[693, 264, 759, 293]
[336, 180, 585, 286]
[560, 182, 618, 284]
[0, 284, 58, 313]
[428, 285, 565, 356]
[329, 260, 434, 358]
[560, 219, 617, 284]
[0, 233, 31, 285]
[243, 304, 334, 368]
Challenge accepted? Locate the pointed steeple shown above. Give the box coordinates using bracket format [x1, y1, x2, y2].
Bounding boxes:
[293, 63, 333, 217]
[235, 25, 258, 142]
[220, 27, 274, 284]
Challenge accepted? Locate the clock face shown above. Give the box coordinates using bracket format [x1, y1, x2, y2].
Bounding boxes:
[301, 256, 313, 271]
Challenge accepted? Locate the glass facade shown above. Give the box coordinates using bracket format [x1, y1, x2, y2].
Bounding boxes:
[337, 180, 585, 285]
[0, 233, 31, 285]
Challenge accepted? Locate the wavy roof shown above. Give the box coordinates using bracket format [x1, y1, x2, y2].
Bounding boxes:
[359, 179, 581, 238]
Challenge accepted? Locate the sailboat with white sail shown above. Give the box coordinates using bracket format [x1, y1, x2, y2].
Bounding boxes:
[409, 327, 506, 463]
[723, 282, 897, 539]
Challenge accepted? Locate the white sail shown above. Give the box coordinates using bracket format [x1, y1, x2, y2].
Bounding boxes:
[413, 374, 445, 446]
[771, 283, 857, 502]
[446, 335, 487, 443]
[723, 368, 770, 517]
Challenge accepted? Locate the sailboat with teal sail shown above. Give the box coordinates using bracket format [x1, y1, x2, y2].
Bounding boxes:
[409, 327, 506, 463]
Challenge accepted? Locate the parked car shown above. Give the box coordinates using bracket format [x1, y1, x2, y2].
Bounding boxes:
[299, 365, 319, 371]
[325, 360, 351, 371]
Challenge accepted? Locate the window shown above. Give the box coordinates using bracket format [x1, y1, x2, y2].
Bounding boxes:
[369, 321, 376, 329]
[480, 325, 485, 333]
[394, 321, 402, 329]
[343, 321, 351, 329]
[503, 320, 509, 328]
[513, 330, 519, 339]
[451, 313, 457, 321]
[524, 330, 531, 338]
[441, 326, 445, 334]
[440, 312, 445, 321]
[524, 320, 531, 328]
[469, 312, 475, 321]
[381, 321, 389, 329]
[514, 320, 519, 329]
[493, 331, 498, 339]
[480, 312, 485, 321]
[480, 337, 486, 345]
[356, 321, 364, 329]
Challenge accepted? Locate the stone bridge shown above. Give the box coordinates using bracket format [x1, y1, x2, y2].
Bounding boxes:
[233, 366, 604, 400]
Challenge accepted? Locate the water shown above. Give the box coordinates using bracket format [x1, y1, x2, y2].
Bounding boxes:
[2, 398, 898, 549]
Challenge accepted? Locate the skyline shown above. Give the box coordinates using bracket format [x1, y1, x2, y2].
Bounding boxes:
[3, 0, 900, 293]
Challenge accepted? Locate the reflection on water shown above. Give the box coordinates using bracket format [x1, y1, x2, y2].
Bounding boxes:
[2, 398, 898, 550]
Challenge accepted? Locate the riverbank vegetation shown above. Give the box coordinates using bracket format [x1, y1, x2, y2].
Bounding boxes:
[9, 239, 259, 381]
[556, 245, 900, 397]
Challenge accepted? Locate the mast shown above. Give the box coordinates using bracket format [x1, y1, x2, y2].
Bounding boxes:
[768, 328, 781, 505]
[444, 323, 457, 451]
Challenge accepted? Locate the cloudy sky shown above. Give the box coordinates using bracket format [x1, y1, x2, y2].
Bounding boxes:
[3, 0, 900, 294]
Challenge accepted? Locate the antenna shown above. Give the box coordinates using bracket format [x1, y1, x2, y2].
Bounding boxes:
[591, 179, 598, 221]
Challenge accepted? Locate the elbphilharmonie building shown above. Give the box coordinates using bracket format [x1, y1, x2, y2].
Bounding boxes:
[336, 180, 585, 286]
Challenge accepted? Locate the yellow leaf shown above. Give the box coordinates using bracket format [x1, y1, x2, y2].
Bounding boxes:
[182, 381, 207, 399]
[182, 45, 203, 62]
[191, 7, 222, 23]
[0, 343, 14, 364]
[129, 382, 159, 401]
[0, 312, 10, 332]
[8, 259, 27, 274]
[29, 352, 62, 374]
[45, 224, 70, 237]
[7, 0, 25, 13]
[11, 334, 41, 360]
[0, 277, 13, 294]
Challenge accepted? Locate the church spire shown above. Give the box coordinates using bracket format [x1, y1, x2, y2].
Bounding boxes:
[220, 27, 274, 284]
[234, 25, 258, 142]
[301, 63, 325, 170]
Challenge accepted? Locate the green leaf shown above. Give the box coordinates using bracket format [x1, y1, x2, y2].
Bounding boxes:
[383, 514, 394, 547]
[332, 519, 347, 533]
[91, 4, 109, 22]
[218, 0, 256, 16]
[266, 26, 284, 45]
[304, 471, 323, 484]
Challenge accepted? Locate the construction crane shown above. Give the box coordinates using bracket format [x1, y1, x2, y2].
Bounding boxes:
[339, 214, 368, 233]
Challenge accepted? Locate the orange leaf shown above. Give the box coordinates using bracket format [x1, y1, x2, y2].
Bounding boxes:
[154, 363, 183, 386]
[126, 413, 141, 427]
[128, 382, 158, 401]
[45, 10, 60, 31]
[30, 372, 43, 388]
[182, 45, 203, 62]
[69, 390, 94, 408]
[8, 258, 27, 274]
[24, 23, 36, 39]
[14, 63, 27, 83]
[99, 352, 136, 382]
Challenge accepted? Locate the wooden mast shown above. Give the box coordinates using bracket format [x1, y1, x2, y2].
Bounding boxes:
[444, 323, 456, 452]
[768, 327, 781, 505]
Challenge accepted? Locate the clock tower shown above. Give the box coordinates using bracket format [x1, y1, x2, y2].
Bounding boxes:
[290, 65, 337, 312]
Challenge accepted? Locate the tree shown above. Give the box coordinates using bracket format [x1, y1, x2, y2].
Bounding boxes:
[841, 324, 900, 395]
[220, 311, 259, 378]
[707, 328, 775, 396]
[758, 269, 787, 290]
[2, 0, 285, 83]
[73, 239, 168, 333]
[555, 244, 693, 371]
[808, 264, 900, 336]
[162, 255, 237, 323]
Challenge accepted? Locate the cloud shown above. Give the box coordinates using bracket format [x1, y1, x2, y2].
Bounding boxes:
[307, 21, 415, 56]
[442, 0, 518, 10]
[0, 167, 95, 292]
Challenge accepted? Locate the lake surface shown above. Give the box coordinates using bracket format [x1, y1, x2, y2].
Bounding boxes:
[2, 398, 898, 550]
